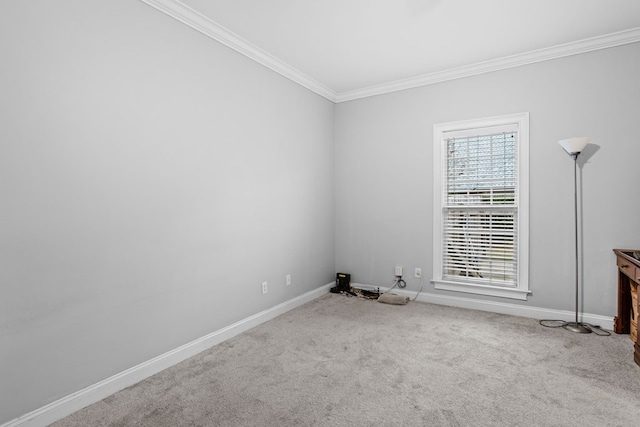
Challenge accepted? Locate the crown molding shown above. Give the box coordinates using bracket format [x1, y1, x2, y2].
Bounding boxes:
[138, 0, 338, 102]
[336, 27, 640, 103]
[137, 0, 640, 105]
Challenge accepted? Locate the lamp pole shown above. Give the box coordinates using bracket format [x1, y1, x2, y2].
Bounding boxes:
[564, 149, 590, 333]
[539, 137, 608, 334]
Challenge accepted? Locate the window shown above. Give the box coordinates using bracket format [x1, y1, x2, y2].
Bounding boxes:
[432, 113, 529, 300]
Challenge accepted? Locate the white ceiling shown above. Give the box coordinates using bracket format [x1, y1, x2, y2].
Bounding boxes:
[148, 0, 640, 101]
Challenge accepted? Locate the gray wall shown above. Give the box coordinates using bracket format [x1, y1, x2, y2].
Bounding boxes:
[335, 42, 640, 315]
[0, 0, 334, 422]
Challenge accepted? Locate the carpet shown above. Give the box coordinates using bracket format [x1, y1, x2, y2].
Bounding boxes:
[52, 293, 640, 426]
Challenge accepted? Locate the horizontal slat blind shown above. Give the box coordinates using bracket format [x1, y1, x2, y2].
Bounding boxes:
[442, 129, 518, 287]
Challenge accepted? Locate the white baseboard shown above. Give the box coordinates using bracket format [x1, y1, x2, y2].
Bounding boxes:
[2, 282, 334, 427]
[351, 282, 615, 331]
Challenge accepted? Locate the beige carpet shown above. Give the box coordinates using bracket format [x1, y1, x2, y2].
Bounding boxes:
[53, 293, 640, 426]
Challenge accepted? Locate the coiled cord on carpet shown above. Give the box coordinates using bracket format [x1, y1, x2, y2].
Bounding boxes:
[539, 319, 611, 336]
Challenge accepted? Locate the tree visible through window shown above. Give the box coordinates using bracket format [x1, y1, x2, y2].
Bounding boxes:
[433, 113, 529, 300]
[444, 131, 517, 285]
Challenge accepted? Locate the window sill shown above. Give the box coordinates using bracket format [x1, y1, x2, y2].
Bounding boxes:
[432, 279, 531, 300]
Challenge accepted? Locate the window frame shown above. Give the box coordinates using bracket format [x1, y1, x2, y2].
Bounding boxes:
[432, 113, 530, 300]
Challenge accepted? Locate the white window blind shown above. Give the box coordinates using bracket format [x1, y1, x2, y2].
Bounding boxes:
[442, 125, 518, 287]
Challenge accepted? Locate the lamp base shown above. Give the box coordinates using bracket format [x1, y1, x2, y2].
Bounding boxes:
[563, 322, 592, 334]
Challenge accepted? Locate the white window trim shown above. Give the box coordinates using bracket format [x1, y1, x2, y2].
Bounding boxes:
[432, 113, 530, 300]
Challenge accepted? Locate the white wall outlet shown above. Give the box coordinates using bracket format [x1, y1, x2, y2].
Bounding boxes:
[286, 274, 291, 286]
[261, 281, 268, 294]
[415, 267, 422, 278]
[395, 266, 403, 277]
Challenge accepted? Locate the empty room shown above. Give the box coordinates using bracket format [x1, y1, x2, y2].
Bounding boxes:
[2, 0, 640, 426]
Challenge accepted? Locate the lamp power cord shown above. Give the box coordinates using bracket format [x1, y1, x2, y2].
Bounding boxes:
[539, 319, 611, 336]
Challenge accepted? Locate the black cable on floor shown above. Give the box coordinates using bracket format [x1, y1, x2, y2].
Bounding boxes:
[539, 319, 611, 336]
[412, 277, 424, 301]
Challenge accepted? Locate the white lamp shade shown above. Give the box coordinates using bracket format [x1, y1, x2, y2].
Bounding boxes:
[559, 137, 589, 155]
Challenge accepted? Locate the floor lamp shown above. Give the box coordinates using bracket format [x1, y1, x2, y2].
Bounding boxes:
[558, 137, 591, 333]
[541, 137, 596, 333]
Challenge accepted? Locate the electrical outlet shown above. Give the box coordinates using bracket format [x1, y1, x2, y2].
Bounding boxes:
[286, 274, 291, 286]
[261, 281, 268, 294]
[415, 267, 422, 278]
[395, 266, 403, 277]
